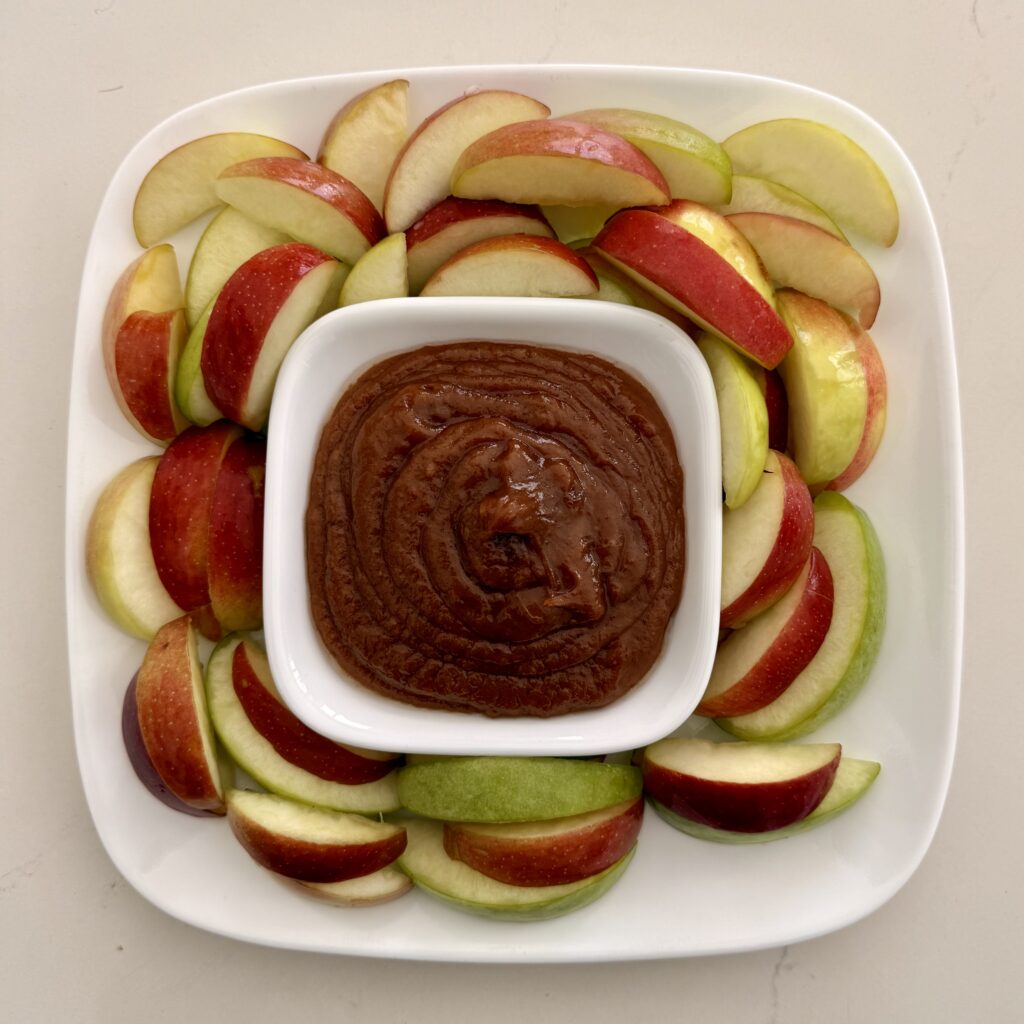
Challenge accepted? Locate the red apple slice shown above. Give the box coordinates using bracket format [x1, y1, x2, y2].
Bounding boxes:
[292, 865, 413, 906]
[698, 547, 834, 717]
[720, 449, 814, 628]
[338, 232, 409, 306]
[642, 737, 841, 833]
[754, 365, 789, 453]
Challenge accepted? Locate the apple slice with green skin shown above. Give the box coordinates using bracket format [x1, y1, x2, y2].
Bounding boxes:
[754, 366, 789, 453]
[291, 864, 413, 906]
[562, 108, 732, 204]
[227, 789, 406, 883]
[583, 268, 636, 306]
[384, 90, 551, 233]
[541, 204, 620, 245]
[174, 299, 222, 426]
[719, 492, 885, 739]
[200, 243, 342, 431]
[405, 197, 553, 293]
[398, 819, 635, 921]
[728, 212, 881, 328]
[317, 78, 409, 212]
[721, 449, 814, 628]
[777, 289, 887, 492]
[651, 756, 880, 843]
[698, 547, 834, 717]
[443, 796, 643, 886]
[214, 157, 384, 264]
[133, 132, 307, 246]
[87, 458, 184, 639]
[451, 119, 670, 209]
[397, 756, 641, 822]
[420, 235, 598, 298]
[696, 331, 768, 510]
[593, 201, 792, 368]
[642, 737, 841, 833]
[717, 174, 846, 240]
[722, 119, 899, 246]
[206, 636, 401, 812]
[339, 232, 409, 305]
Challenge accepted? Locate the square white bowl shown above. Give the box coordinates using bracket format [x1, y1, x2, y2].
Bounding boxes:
[263, 296, 721, 756]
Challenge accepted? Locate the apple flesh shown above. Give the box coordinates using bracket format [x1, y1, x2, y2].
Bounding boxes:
[338, 231, 409, 305]
[291, 865, 413, 906]
[716, 174, 846, 240]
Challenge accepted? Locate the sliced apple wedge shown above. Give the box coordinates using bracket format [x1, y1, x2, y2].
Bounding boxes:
[133, 132, 307, 246]
[717, 174, 846, 239]
[541, 203, 620, 244]
[420, 235, 598, 297]
[174, 299, 222, 426]
[384, 89, 551, 233]
[722, 118, 899, 246]
[292, 865, 413, 906]
[755, 366, 789, 453]
[102, 244, 183, 343]
[339, 232, 409, 305]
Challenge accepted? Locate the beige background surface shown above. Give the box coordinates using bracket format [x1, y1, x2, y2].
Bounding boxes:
[2, 1, 1020, 1021]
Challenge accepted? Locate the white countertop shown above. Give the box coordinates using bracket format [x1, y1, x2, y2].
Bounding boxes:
[2, 1, 1020, 1020]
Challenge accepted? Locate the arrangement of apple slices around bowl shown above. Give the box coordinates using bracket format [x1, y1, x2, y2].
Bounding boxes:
[66, 66, 962, 961]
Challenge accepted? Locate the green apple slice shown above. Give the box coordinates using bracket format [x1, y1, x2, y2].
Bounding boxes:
[397, 819, 635, 920]
[696, 332, 768, 508]
[717, 492, 885, 740]
[583, 268, 636, 306]
[717, 175, 846, 240]
[174, 299, 222, 426]
[339, 231, 408, 306]
[722, 119, 898, 246]
[651, 756, 880, 842]
[541, 203, 621, 244]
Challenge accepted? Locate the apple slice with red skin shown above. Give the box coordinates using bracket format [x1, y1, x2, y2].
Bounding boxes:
[443, 796, 643, 887]
[226, 789, 406, 883]
[291, 864, 413, 906]
[593, 201, 792, 368]
[642, 737, 841, 833]
[698, 547, 834, 717]
[754, 365, 789, 453]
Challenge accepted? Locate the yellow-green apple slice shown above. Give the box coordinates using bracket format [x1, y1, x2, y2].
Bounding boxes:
[405, 197, 553, 293]
[777, 289, 887, 492]
[398, 819, 635, 921]
[397, 756, 641, 823]
[184, 207, 290, 326]
[291, 864, 413, 906]
[442, 796, 643, 886]
[384, 90, 551, 233]
[200, 243, 341, 431]
[226, 789, 406, 883]
[593, 201, 792, 368]
[214, 157, 384, 264]
[754, 366, 789, 452]
[131, 615, 225, 814]
[651, 756, 880, 843]
[317, 78, 409, 212]
[420, 235, 597, 298]
[717, 174, 846, 240]
[451, 119, 670, 208]
[718, 492, 885, 740]
[206, 636, 401, 812]
[642, 737, 840, 833]
[541, 203, 620, 244]
[722, 119, 899, 246]
[697, 547, 834, 717]
[720, 449, 814, 628]
[696, 331, 769, 509]
[174, 299, 222, 426]
[562, 108, 731, 204]
[86, 457, 184, 639]
[584, 268, 636, 305]
[133, 132, 307, 246]
[728, 212, 881, 328]
[339, 232, 409, 305]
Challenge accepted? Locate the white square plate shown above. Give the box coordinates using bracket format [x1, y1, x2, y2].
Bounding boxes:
[66, 64, 962, 960]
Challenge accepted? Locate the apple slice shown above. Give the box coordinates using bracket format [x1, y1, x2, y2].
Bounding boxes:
[398, 819, 635, 921]
[593, 201, 792, 368]
[227, 789, 406, 883]
[561, 108, 731, 204]
[696, 332, 768, 509]
[718, 492, 885, 740]
[384, 90, 551, 232]
[317, 78, 409, 212]
[642, 737, 841, 833]
[291, 865, 413, 906]
[419, 235, 598, 297]
[651, 756, 880, 843]
[698, 547, 834, 717]
[205, 636, 401, 813]
[728, 212, 881, 328]
[174, 299, 222, 426]
[133, 132, 307, 246]
[86, 457, 184, 639]
[443, 796, 643, 886]
[338, 232, 409, 305]
[716, 174, 846, 240]
[722, 119, 899, 246]
[397, 756, 641, 823]
[720, 449, 814, 628]
[754, 366, 789, 453]
[405, 197, 553, 293]
[541, 204, 620, 244]
[451, 118, 670, 208]
[102, 244, 183, 346]
[200, 243, 341, 431]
